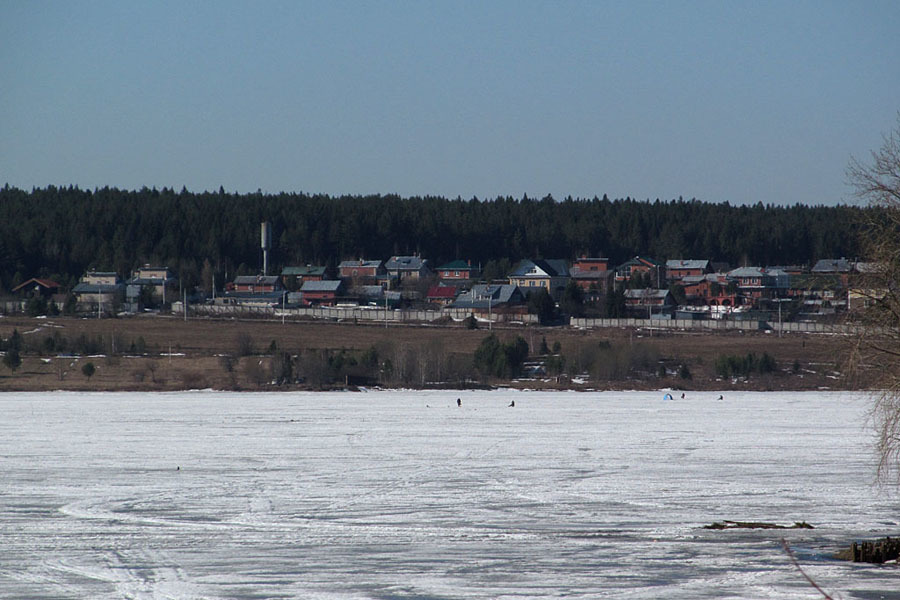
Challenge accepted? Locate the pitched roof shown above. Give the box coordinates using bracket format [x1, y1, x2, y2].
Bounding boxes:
[339, 259, 382, 269]
[234, 275, 280, 286]
[624, 289, 671, 299]
[451, 284, 523, 308]
[282, 265, 326, 277]
[385, 256, 429, 271]
[222, 290, 286, 300]
[129, 277, 173, 286]
[812, 258, 852, 273]
[617, 256, 662, 270]
[510, 259, 568, 278]
[681, 273, 723, 285]
[427, 285, 458, 300]
[728, 266, 767, 278]
[437, 259, 475, 271]
[73, 282, 124, 294]
[12, 278, 61, 293]
[666, 259, 709, 270]
[300, 280, 342, 292]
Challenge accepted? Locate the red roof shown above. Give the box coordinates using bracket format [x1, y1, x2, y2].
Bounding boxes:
[12, 278, 61, 293]
[427, 285, 457, 300]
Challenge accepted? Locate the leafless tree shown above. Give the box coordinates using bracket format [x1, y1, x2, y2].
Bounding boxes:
[847, 114, 900, 482]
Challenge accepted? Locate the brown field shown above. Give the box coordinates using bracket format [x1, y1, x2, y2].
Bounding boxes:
[0, 314, 853, 392]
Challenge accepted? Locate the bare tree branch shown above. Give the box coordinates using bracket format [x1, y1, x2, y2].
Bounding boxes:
[781, 539, 834, 600]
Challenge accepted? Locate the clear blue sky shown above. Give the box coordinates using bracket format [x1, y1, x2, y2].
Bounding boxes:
[2, 1, 898, 205]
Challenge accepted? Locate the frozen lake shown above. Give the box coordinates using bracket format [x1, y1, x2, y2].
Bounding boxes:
[1, 390, 899, 599]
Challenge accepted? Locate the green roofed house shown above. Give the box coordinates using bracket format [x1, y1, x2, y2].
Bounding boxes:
[281, 265, 326, 290]
[436, 260, 480, 282]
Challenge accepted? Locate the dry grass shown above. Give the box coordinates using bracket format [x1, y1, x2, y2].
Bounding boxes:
[0, 314, 850, 392]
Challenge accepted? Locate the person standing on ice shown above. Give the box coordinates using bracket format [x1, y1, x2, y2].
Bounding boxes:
[508, 400, 515, 407]
[457, 398, 461, 407]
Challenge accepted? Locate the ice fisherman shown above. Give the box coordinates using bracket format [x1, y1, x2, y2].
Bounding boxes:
[508, 400, 515, 407]
[457, 398, 461, 407]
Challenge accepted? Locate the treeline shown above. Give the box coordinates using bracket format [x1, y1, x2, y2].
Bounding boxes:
[0, 184, 867, 291]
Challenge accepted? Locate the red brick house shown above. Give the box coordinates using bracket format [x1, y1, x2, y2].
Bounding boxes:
[665, 259, 711, 282]
[436, 260, 480, 282]
[338, 259, 386, 283]
[569, 257, 612, 299]
[681, 274, 738, 307]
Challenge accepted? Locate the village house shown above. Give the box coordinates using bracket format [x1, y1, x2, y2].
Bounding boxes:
[338, 259, 387, 285]
[72, 270, 125, 312]
[281, 265, 326, 290]
[126, 265, 178, 308]
[569, 257, 613, 301]
[812, 258, 854, 287]
[788, 273, 847, 314]
[11, 278, 60, 299]
[385, 255, 431, 283]
[299, 280, 345, 306]
[508, 259, 569, 299]
[232, 275, 282, 293]
[451, 284, 526, 314]
[436, 259, 480, 283]
[680, 273, 738, 307]
[665, 259, 711, 282]
[727, 266, 782, 303]
[615, 256, 665, 286]
[353, 285, 402, 308]
[217, 274, 286, 308]
[624, 288, 675, 316]
[426, 285, 458, 306]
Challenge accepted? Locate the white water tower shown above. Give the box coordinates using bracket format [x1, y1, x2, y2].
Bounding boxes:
[261, 221, 272, 275]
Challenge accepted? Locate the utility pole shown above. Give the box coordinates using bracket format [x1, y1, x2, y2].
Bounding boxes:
[488, 286, 492, 331]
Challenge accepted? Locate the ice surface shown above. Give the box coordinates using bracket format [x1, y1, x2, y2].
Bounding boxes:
[1, 390, 898, 599]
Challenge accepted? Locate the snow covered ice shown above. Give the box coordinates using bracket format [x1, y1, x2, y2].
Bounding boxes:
[1, 390, 899, 599]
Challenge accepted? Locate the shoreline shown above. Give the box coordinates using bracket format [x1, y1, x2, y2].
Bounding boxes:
[0, 314, 858, 393]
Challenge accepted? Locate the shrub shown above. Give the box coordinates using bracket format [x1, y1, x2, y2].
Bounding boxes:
[81, 362, 96, 380]
[715, 352, 778, 379]
[180, 370, 208, 389]
[235, 333, 254, 357]
[3, 349, 22, 373]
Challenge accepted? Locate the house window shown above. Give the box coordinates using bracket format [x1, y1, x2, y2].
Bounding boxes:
[455, 271, 460, 276]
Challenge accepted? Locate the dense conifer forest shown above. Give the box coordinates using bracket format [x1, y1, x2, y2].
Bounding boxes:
[0, 185, 866, 291]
